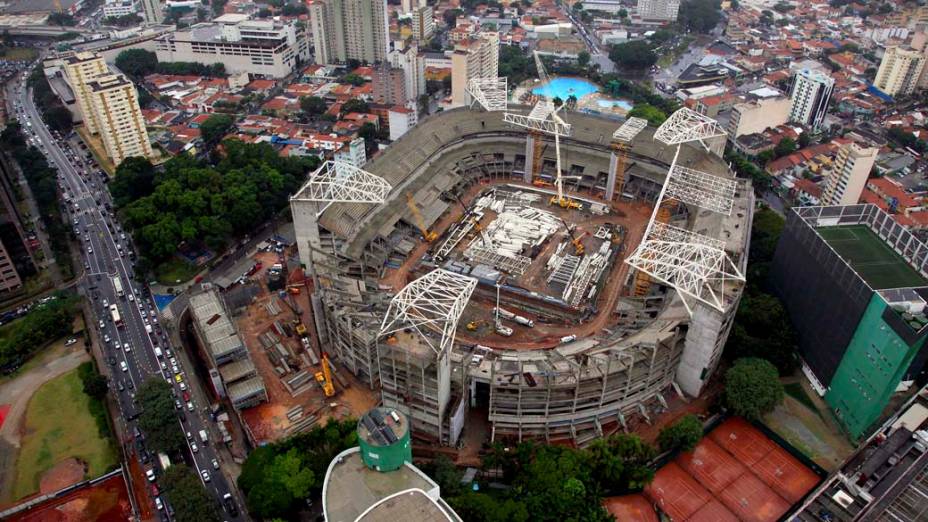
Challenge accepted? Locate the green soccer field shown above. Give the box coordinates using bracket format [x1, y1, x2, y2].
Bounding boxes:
[816, 225, 927, 290]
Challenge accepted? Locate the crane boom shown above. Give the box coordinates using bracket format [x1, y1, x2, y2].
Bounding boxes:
[319, 352, 335, 397]
[406, 194, 438, 241]
[533, 51, 550, 86]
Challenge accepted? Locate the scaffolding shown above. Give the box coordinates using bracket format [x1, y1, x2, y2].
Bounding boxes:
[610, 117, 648, 200]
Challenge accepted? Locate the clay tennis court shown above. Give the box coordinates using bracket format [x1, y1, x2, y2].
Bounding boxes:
[639, 417, 821, 522]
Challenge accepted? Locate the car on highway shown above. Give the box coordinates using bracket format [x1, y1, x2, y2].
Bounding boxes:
[65, 338, 77, 346]
[120, 361, 128, 372]
[200, 469, 210, 482]
[145, 469, 156, 482]
[190, 442, 199, 453]
[186, 401, 194, 412]
[175, 399, 183, 410]
[179, 381, 187, 391]
[154, 497, 163, 511]
[211, 459, 220, 470]
[124, 342, 131, 352]
[174, 374, 182, 383]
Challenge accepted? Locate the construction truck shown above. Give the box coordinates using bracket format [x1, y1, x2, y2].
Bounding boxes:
[294, 322, 307, 337]
[315, 353, 335, 397]
[466, 320, 487, 331]
[406, 194, 439, 242]
[495, 322, 514, 337]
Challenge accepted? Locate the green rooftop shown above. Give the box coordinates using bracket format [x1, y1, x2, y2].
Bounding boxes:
[817, 225, 927, 290]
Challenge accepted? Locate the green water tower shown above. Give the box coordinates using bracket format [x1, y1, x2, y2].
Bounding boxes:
[357, 407, 412, 472]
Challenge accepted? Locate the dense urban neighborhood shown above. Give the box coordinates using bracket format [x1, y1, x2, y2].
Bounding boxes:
[0, 0, 927, 521]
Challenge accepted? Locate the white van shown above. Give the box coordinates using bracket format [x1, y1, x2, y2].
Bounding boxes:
[154, 346, 162, 358]
[198, 429, 208, 444]
[146, 324, 154, 334]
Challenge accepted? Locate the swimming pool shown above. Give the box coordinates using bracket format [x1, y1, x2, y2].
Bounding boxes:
[532, 77, 599, 100]
[596, 99, 634, 111]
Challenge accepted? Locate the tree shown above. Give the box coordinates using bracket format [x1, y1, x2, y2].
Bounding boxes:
[110, 157, 157, 208]
[161, 465, 221, 522]
[657, 415, 703, 453]
[443, 8, 463, 27]
[300, 96, 327, 115]
[136, 379, 186, 454]
[726, 293, 798, 373]
[679, 0, 722, 33]
[115, 49, 159, 79]
[78, 362, 109, 400]
[774, 137, 796, 158]
[618, 7, 628, 17]
[199, 113, 234, 145]
[341, 98, 370, 115]
[47, 12, 77, 26]
[724, 358, 785, 420]
[577, 50, 591, 67]
[342, 73, 366, 86]
[627, 103, 667, 126]
[243, 448, 314, 518]
[609, 40, 657, 69]
[798, 131, 811, 148]
[45, 105, 73, 132]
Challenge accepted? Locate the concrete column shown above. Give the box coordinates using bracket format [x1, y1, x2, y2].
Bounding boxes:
[523, 134, 536, 183]
[606, 150, 619, 201]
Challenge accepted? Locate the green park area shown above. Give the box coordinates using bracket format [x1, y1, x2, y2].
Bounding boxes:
[11, 368, 117, 500]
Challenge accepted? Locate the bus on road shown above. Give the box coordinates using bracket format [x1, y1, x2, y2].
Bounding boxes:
[112, 276, 123, 297]
[109, 304, 122, 327]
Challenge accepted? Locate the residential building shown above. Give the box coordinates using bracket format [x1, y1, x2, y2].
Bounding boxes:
[62, 52, 109, 134]
[87, 74, 153, 166]
[155, 15, 311, 79]
[334, 137, 367, 168]
[788, 68, 834, 132]
[450, 32, 499, 107]
[821, 141, 878, 206]
[373, 65, 406, 106]
[388, 106, 417, 140]
[727, 92, 792, 139]
[772, 204, 928, 439]
[103, 0, 138, 17]
[636, 0, 680, 21]
[412, 5, 434, 42]
[874, 46, 925, 97]
[140, 0, 162, 23]
[0, 159, 35, 288]
[388, 41, 425, 103]
[309, 0, 389, 65]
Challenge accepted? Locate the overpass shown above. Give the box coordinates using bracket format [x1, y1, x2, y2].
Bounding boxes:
[1, 24, 93, 37]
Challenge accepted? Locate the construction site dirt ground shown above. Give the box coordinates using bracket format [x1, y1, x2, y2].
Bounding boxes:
[382, 180, 653, 350]
[237, 250, 377, 444]
[4, 472, 132, 522]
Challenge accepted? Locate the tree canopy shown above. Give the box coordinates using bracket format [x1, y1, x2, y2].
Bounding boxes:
[115, 49, 226, 80]
[627, 103, 667, 126]
[136, 379, 186, 454]
[0, 291, 77, 371]
[161, 465, 221, 522]
[724, 358, 785, 420]
[199, 113, 234, 145]
[609, 40, 658, 69]
[300, 96, 327, 115]
[679, 0, 723, 33]
[238, 418, 357, 519]
[341, 98, 370, 115]
[657, 414, 703, 453]
[113, 141, 316, 266]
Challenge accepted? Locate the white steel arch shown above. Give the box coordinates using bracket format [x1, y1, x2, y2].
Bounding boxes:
[653, 106, 726, 146]
[665, 165, 738, 215]
[612, 116, 648, 143]
[290, 160, 392, 216]
[379, 269, 478, 359]
[503, 101, 572, 137]
[467, 77, 508, 112]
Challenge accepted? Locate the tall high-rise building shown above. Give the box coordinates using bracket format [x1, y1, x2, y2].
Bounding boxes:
[87, 74, 153, 166]
[309, 0, 389, 65]
[788, 68, 834, 132]
[874, 46, 926, 97]
[388, 41, 425, 103]
[372, 65, 407, 106]
[636, 0, 680, 21]
[411, 6, 434, 42]
[140, 0, 163, 23]
[62, 52, 108, 134]
[450, 32, 499, 107]
[821, 142, 878, 207]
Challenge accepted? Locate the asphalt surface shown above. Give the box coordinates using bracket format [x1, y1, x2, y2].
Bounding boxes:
[10, 71, 244, 521]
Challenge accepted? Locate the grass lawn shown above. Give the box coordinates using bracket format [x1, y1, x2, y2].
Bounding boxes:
[784, 382, 818, 413]
[155, 258, 201, 285]
[0, 48, 38, 61]
[12, 368, 117, 500]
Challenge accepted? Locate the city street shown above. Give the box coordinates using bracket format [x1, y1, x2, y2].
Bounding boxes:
[12, 69, 243, 520]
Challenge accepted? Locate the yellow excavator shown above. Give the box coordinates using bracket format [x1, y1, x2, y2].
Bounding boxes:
[406, 194, 438, 242]
[315, 352, 335, 397]
[466, 320, 487, 331]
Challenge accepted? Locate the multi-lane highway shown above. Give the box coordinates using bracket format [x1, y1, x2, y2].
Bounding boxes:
[9, 68, 242, 520]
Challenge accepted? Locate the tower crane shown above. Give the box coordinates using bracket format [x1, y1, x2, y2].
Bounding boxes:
[549, 103, 582, 210]
[315, 352, 336, 397]
[406, 194, 438, 241]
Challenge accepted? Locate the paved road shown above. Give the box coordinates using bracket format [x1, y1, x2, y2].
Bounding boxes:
[11, 72, 243, 520]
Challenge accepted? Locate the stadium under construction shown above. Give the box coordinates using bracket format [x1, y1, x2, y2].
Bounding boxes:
[291, 101, 755, 447]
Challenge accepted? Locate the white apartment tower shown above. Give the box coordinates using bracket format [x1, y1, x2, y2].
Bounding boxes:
[388, 41, 426, 103]
[821, 142, 878, 206]
[87, 74, 153, 166]
[309, 0, 389, 65]
[874, 46, 925, 97]
[788, 68, 834, 132]
[62, 52, 109, 134]
[450, 32, 499, 107]
[412, 6, 434, 42]
[637, 0, 681, 21]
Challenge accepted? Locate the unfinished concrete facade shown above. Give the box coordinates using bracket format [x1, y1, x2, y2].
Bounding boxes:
[292, 107, 753, 446]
